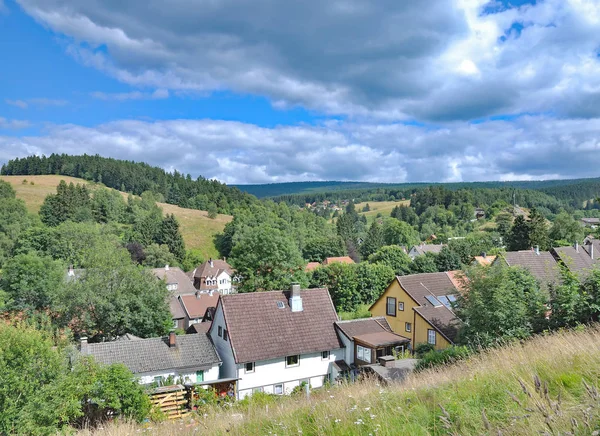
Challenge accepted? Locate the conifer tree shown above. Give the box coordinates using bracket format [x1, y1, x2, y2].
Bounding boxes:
[158, 214, 186, 262]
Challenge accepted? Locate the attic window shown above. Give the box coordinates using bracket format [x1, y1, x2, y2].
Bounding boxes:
[276, 301, 285, 309]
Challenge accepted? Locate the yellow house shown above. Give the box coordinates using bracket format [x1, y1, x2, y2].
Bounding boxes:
[369, 272, 461, 351]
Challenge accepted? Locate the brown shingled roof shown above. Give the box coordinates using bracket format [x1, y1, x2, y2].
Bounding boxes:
[499, 250, 560, 286]
[413, 305, 460, 343]
[218, 288, 341, 363]
[151, 266, 196, 295]
[323, 256, 355, 265]
[353, 331, 410, 348]
[552, 246, 596, 279]
[193, 259, 234, 279]
[179, 292, 220, 319]
[335, 317, 393, 339]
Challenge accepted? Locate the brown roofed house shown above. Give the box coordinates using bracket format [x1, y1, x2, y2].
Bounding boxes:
[208, 285, 344, 399]
[151, 265, 198, 330]
[323, 256, 355, 265]
[494, 248, 560, 287]
[551, 242, 599, 280]
[191, 259, 236, 294]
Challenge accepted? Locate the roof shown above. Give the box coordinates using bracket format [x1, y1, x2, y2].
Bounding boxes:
[473, 255, 497, 266]
[410, 244, 444, 256]
[413, 305, 460, 343]
[218, 288, 341, 363]
[169, 295, 186, 320]
[552, 246, 596, 279]
[353, 331, 410, 348]
[151, 266, 196, 295]
[193, 259, 234, 279]
[179, 292, 220, 319]
[81, 333, 221, 374]
[305, 262, 321, 272]
[397, 272, 459, 304]
[187, 322, 212, 334]
[335, 317, 393, 339]
[323, 256, 355, 265]
[581, 218, 600, 224]
[499, 250, 560, 285]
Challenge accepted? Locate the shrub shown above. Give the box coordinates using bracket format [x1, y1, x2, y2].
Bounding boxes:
[413, 342, 435, 357]
[415, 346, 471, 371]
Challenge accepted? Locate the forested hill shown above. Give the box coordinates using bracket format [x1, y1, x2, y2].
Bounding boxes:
[1, 154, 257, 214]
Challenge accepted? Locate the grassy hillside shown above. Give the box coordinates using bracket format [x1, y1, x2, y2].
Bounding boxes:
[0, 175, 231, 259]
[84, 327, 600, 435]
[355, 200, 410, 222]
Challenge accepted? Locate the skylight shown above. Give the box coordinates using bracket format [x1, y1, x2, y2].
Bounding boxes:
[276, 301, 285, 309]
[425, 295, 443, 307]
[437, 295, 458, 309]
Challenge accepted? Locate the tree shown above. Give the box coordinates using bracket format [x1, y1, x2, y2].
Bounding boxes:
[355, 262, 395, 304]
[506, 215, 530, 251]
[528, 208, 550, 250]
[39, 181, 93, 226]
[368, 245, 412, 275]
[411, 253, 438, 273]
[309, 262, 359, 312]
[302, 235, 346, 262]
[549, 211, 583, 246]
[158, 214, 186, 262]
[181, 249, 204, 272]
[455, 265, 548, 347]
[207, 203, 218, 219]
[0, 179, 16, 200]
[230, 225, 306, 293]
[360, 221, 385, 259]
[141, 243, 177, 268]
[435, 247, 462, 272]
[362, 203, 371, 212]
[495, 212, 513, 238]
[0, 252, 65, 311]
[382, 218, 420, 247]
[548, 266, 584, 329]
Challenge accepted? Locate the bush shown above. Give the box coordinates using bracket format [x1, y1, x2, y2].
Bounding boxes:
[415, 346, 471, 371]
[413, 342, 435, 358]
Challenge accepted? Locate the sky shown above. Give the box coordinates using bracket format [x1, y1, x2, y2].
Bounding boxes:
[1, 0, 600, 184]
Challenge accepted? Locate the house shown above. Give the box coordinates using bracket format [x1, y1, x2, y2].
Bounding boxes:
[580, 217, 600, 228]
[151, 265, 198, 330]
[80, 331, 221, 386]
[191, 259, 237, 294]
[323, 256, 355, 266]
[178, 291, 220, 326]
[472, 253, 497, 266]
[334, 317, 409, 367]
[369, 272, 461, 350]
[208, 285, 345, 399]
[474, 208, 486, 220]
[493, 248, 560, 287]
[305, 261, 321, 272]
[551, 242, 598, 280]
[408, 244, 445, 260]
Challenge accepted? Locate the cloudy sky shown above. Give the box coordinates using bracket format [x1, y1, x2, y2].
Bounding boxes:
[1, 0, 600, 184]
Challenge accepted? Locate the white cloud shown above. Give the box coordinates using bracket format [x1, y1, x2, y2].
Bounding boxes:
[5, 98, 67, 109]
[90, 89, 169, 101]
[0, 117, 30, 129]
[2, 116, 600, 184]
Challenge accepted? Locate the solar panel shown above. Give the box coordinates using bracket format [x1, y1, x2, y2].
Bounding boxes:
[276, 301, 285, 309]
[425, 295, 442, 307]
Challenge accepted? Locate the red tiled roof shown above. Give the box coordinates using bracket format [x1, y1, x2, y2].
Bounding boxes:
[473, 255, 497, 266]
[305, 262, 321, 272]
[179, 293, 220, 319]
[323, 256, 355, 265]
[218, 288, 341, 363]
[193, 260, 234, 279]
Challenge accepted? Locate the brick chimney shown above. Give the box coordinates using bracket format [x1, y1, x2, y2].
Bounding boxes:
[289, 283, 303, 312]
[169, 331, 176, 348]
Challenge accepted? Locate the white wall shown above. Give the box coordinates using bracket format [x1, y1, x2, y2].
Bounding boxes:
[337, 330, 354, 365]
[237, 348, 345, 399]
[209, 304, 238, 380]
[136, 364, 220, 385]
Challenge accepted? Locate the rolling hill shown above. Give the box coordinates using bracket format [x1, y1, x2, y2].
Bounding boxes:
[0, 175, 231, 259]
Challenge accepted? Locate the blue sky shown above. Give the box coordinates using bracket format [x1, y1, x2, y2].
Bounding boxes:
[1, 0, 600, 184]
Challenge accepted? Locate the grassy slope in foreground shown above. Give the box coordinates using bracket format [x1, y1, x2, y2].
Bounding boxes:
[0, 175, 231, 260]
[85, 327, 600, 435]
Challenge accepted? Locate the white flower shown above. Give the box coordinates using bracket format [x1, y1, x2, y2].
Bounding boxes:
[335, 419, 341, 423]
[364, 407, 370, 411]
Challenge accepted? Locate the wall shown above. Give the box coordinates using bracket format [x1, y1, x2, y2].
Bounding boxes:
[209, 304, 238, 380]
[137, 364, 220, 385]
[237, 349, 345, 399]
[370, 280, 417, 342]
[414, 313, 450, 351]
[216, 271, 234, 294]
[337, 329, 354, 364]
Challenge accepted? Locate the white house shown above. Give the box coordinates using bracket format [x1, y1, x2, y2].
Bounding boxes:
[192, 259, 238, 295]
[209, 285, 345, 399]
[80, 332, 221, 386]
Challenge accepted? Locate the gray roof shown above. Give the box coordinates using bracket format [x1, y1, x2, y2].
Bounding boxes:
[410, 244, 445, 256]
[498, 250, 560, 286]
[151, 266, 197, 295]
[413, 305, 460, 343]
[81, 333, 221, 374]
[552, 245, 597, 279]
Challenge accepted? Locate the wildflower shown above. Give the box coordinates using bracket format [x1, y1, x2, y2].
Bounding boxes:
[335, 419, 341, 423]
[330, 395, 335, 398]
[364, 407, 371, 411]
[370, 414, 377, 419]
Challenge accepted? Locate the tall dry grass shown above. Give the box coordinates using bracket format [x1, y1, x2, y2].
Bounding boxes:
[82, 327, 600, 435]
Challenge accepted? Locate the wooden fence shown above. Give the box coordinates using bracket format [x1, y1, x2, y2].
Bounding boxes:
[150, 385, 191, 420]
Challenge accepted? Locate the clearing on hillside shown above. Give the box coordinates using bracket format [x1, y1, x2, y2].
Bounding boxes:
[0, 175, 231, 259]
[355, 200, 410, 222]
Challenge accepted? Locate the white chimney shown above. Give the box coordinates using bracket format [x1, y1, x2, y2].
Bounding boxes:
[165, 264, 169, 271]
[575, 241, 579, 253]
[289, 284, 303, 312]
[209, 258, 214, 268]
[591, 244, 595, 260]
[68, 265, 75, 277]
[535, 245, 540, 255]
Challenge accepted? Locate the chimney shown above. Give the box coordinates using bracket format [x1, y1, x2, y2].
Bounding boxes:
[379, 355, 395, 368]
[209, 290, 214, 297]
[289, 283, 303, 312]
[575, 241, 579, 253]
[169, 331, 177, 348]
[165, 264, 169, 271]
[481, 252, 486, 259]
[80, 337, 88, 354]
[196, 291, 201, 300]
[209, 258, 214, 268]
[535, 245, 540, 255]
[591, 243, 595, 260]
[68, 265, 75, 277]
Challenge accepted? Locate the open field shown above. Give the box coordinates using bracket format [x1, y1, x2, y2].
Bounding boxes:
[82, 326, 600, 435]
[0, 175, 230, 258]
[355, 200, 410, 221]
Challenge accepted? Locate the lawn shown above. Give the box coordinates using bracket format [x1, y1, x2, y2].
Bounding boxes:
[0, 175, 231, 259]
[355, 200, 410, 222]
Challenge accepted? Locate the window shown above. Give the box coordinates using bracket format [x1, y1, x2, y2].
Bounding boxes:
[386, 297, 397, 317]
[172, 319, 178, 329]
[357, 345, 372, 363]
[218, 326, 222, 337]
[398, 301, 404, 311]
[274, 384, 284, 395]
[224, 329, 228, 341]
[428, 329, 436, 345]
[405, 322, 412, 333]
[252, 387, 263, 394]
[286, 355, 300, 367]
[196, 370, 204, 382]
[153, 376, 163, 386]
[321, 350, 330, 360]
[245, 362, 255, 373]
